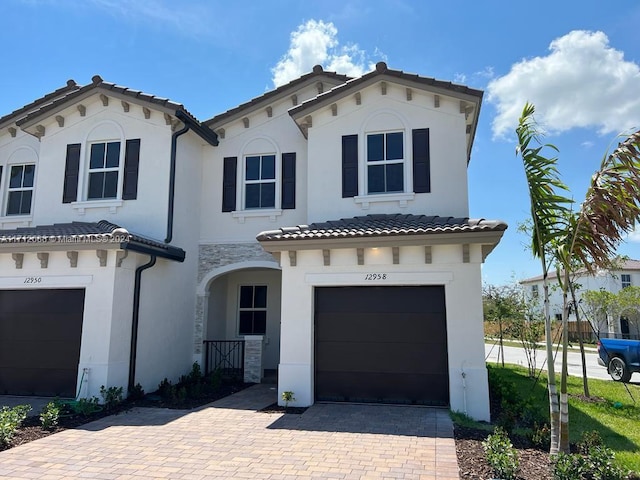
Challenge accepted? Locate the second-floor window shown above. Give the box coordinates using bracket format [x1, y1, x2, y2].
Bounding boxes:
[88, 141, 120, 200]
[531, 284, 539, 298]
[366, 131, 404, 194]
[244, 154, 275, 209]
[6, 164, 35, 216]
[621, 274, 632, 289]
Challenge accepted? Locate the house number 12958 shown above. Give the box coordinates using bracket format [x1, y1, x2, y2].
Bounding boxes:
[24, 277, 42, 284]
[364, 273, 387, 280]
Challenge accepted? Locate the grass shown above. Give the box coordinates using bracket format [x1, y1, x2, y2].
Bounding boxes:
[466, 364, 640, 472]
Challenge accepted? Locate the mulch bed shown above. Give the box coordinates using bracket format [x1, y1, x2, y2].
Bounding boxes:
[259, 402, 308, 414]
[454, 425, 553, 480]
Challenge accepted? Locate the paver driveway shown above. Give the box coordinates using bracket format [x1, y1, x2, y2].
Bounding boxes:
[0, 384, 460, 479]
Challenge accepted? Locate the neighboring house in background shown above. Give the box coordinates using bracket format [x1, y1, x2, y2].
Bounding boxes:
[0, 63, 506, 421]
[520, 259, 640, 339]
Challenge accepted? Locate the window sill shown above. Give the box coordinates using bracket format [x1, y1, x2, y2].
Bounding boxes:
[231, 209, 282, 224]
[353, 192, 415, 209]
[0, 216, 33, 229]
[71, 199, 124, 215]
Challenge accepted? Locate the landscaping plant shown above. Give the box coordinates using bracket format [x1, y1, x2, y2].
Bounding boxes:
[0, 405, 31, 446]
[482, 426, 520, 480]
[40, 401, 61, 431]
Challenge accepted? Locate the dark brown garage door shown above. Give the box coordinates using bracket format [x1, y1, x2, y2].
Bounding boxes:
[0, 289, 85, 397]
[315, 286, 448, 406]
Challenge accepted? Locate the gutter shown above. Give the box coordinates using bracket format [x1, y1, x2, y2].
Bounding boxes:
[128, 254, 156, 392]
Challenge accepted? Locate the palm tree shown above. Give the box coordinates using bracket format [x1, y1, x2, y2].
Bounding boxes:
[516, 103, 640, 454]
[516, 103, 572, 455]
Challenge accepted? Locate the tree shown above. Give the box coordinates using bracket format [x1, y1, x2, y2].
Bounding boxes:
[483, 283, 526, 367]
[515, 103, 640, 454]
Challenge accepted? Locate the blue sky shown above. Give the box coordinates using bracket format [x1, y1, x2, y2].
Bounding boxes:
[2, 0, 639, 285]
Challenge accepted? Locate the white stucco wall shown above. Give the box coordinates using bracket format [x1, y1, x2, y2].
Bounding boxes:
[276, 242, 491, 422]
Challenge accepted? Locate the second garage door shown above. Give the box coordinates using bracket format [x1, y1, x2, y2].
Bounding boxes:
[315, 286, 448, 406]
[0, 288, 85, 397]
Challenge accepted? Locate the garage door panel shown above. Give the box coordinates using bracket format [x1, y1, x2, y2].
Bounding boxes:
[316, 342, 448, 374]
[315, 371, 449, 406]
[0, 288, 85, 397]
[315, 286, 449, 406]
[316, 313, 447, 343]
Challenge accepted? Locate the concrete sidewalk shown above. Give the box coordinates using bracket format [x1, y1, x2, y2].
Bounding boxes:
[0, 384, 460, 479]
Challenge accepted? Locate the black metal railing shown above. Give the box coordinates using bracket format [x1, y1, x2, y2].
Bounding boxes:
[203, 340, 245, 379]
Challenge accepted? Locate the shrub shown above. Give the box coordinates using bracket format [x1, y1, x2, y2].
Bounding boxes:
[158, 378, 174, 400]
[281, 391, 295, 408]
[73, 397, 100, 416]
[482, 426, 519, 480]
[587, 446, 626, 480]
[99, 385, 123, 411]
[40, 401, 61, 431]
[0, 405, 32, 446]
[530, 422, 551, 450]
[553, 451, 585, 480]
[578, 430, 604, 456]
[128, 382, 145, 401]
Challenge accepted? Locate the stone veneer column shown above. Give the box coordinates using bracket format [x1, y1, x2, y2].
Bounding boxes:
[243, 335, 264, 383]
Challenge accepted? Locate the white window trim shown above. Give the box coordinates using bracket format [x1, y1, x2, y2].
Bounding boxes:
[621, 274, 632, 288]
[2, 162, 36, 219]
[240, 153, 280, 211]
[231, 208, 283, 223]
[71, 199, 124, 215]
[353, 192, 415, 209]
[83, 140, 125, 201]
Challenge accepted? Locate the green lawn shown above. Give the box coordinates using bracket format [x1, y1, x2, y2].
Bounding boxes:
[477, 364, 640, 472]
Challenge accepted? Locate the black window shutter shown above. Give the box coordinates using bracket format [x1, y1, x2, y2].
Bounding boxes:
[342, 135, 358, 198]
[63, 143, 81, 203]
[281, 152, 296, 209]
[412, 128, 430, 193]
[0, 165, 3, 187]
[222, 156, 237, 212]
[122, 139, 141, 200]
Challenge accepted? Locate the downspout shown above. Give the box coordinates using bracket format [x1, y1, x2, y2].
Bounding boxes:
[128, 255, 157, 392]
[165, 122, 190, 243]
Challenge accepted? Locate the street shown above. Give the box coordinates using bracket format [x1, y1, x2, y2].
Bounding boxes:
[484, 341, 615, 381]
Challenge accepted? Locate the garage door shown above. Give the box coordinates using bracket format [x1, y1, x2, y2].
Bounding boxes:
[315, 286, 448, 406]
[0, 289, 85, 397]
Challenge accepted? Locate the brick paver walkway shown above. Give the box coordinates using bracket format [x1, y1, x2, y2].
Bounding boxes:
[0, 384, 460, 479]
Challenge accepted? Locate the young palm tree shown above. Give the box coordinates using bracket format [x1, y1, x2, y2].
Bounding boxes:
[516, 103, 640, 454]
[516, 103, 572, 454]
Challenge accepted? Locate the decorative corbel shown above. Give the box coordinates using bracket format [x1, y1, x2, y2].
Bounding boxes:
[357, 248, 364, 266]
[406, 88, 412, 101]
[323, 249, 330, 266]
[37, 252, 49, 269]
[143, 107, 151, 119]
[8, 127, 16, 137]
[424, 246, 432, 264]
[265, 106, 272, 118]
[304, 115, 312, 128]
[96, 249, 108, 267]
[121, 101, 130, 113]
[331, 104, 337, 116]
[434, 95, 440, 108]
[466, 124, 472, 134]
[77, 104, 86, 116]
[99, 94, 109, 106]
[462, 244, 470, 263]
[116, 250, 128, 267]
[316, 81, 323, 94]
[242, 117, 249, 128]
[164, 113, 172, 125]
[288, 250, 297, 267]
[380, 81, 387, 95]
[354, 92, 361, 105]
[392, 247, 400, 265]
[171, 119, 181, 131]
[55, 115, 64, 127]
[12, 253, 23, 269]
[35, 125, 45, 138]
[291, 94, 298, 106]
[67, 251, 78, 268]
[216, 128, 225, 139]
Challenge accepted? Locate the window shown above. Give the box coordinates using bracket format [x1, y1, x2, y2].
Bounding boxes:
[621, 274, 632, 289]
[244, 155, 275, 209]
[366, 132, 404, 194]
[238, 285, 267, 335]
[63, 139, 140, 204]
[88, 141, 120, 199]
[531, 285, 539, 298]
[6, 164, 35, 215]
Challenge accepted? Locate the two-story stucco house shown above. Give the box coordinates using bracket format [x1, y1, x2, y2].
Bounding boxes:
[0, 63, 506, 421]
[520, 259, 640, 339]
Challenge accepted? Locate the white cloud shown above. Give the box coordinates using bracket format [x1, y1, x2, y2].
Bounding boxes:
[271, 20, 376, 87]
[627, 227, 640, 243]
[487, 30, 640, 139]
[453, 73, 467, 84]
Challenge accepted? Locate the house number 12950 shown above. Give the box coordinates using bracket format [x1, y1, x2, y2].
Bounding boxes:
[24, 277, 42, 284]
[364, 273, 387, 280]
